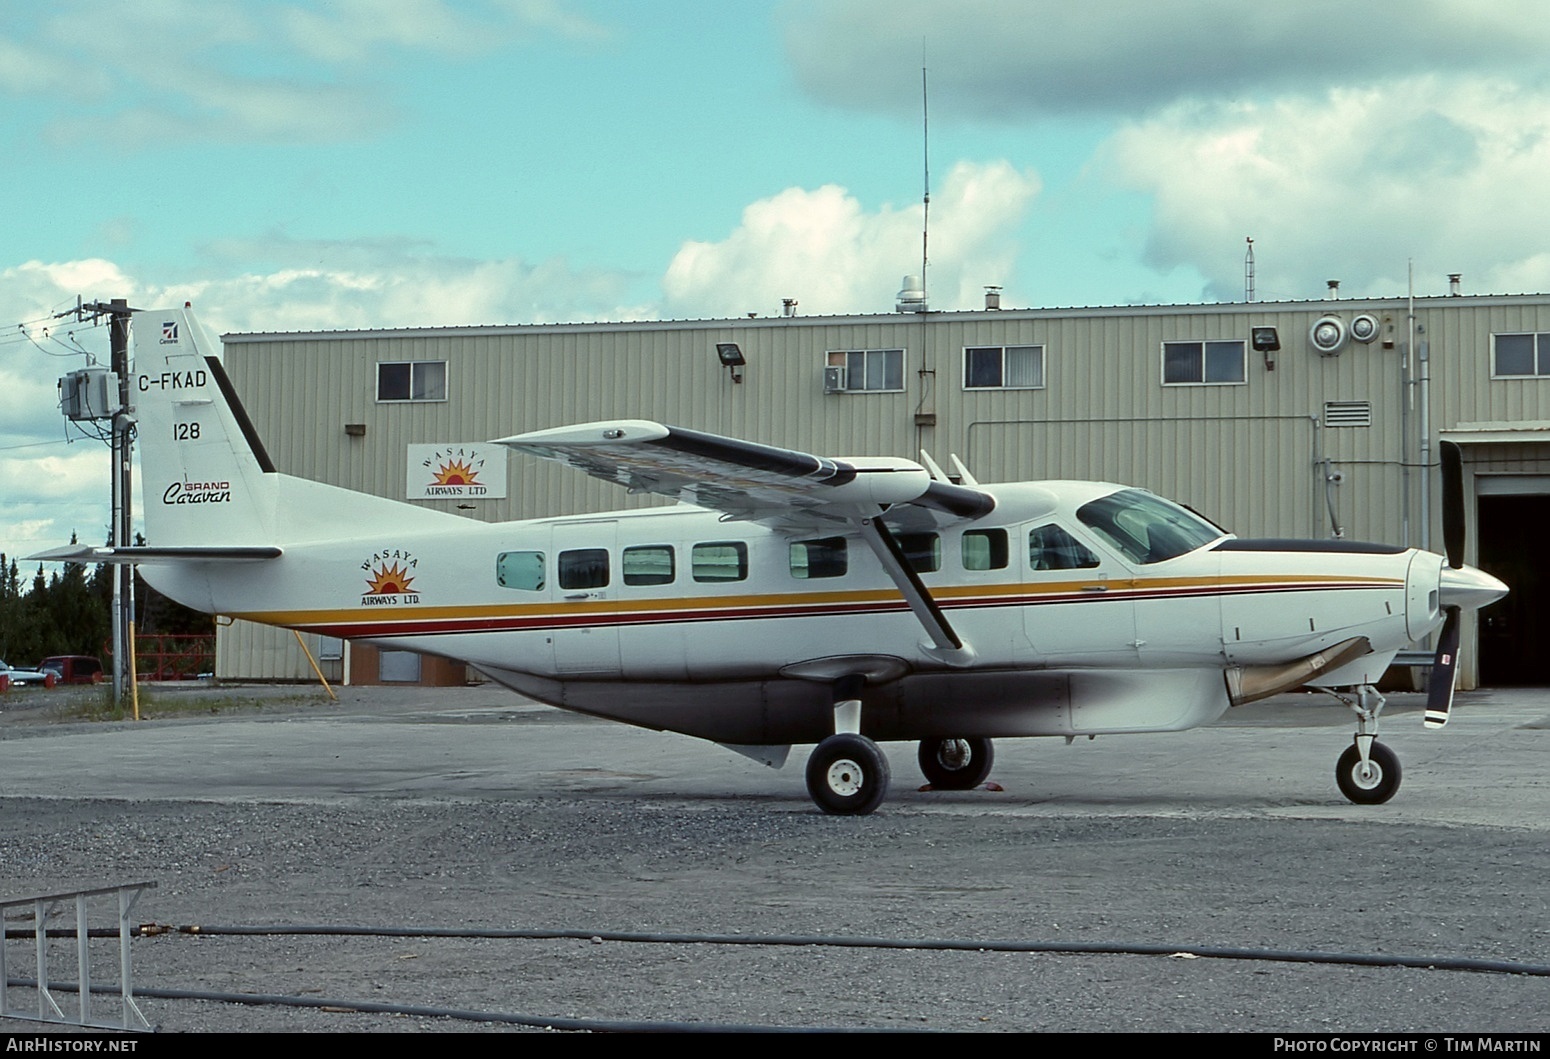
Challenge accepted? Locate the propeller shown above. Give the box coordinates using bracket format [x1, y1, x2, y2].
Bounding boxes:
[1427, 440, 1466, 728]
[1440, 440, 1464, 571]
[1424, 606, 1460, 729]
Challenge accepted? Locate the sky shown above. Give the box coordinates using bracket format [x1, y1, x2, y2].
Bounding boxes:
[4, 0, 1550, 576]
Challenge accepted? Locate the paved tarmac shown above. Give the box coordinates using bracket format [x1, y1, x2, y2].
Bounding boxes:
[1, 682, 1546, 828]
[0, 681, 1547, 1033]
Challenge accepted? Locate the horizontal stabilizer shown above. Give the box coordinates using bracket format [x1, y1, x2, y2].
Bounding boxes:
[27, 545, 282, 565]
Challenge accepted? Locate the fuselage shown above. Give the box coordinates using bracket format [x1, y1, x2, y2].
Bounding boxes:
[144, 479, 1447, 744]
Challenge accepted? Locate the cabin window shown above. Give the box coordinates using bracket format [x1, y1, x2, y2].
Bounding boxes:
[964, 345, 1044, 389]
[790, 537, 848, 579]
[1492, 333, 1550, 377]
[1161, 340, 1245, 385]
[558, 548, 609, 589]
[1077, 489, 1222, 564]
[895, 532, 941, 573]
[825, 349, 905, 392]
[495, 550, 546, 591]
[1028, 524, 1100, 571]
[622, 544, 675, 586]
[377, 360, 448, 402]
[692, 541, 748, 582]
[961, 528, 1009, 571]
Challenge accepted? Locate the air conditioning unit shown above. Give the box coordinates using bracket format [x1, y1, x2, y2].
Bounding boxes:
[823, 365, 847, 394]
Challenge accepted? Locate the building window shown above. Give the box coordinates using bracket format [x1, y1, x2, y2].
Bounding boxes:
[964, 345, 1044, 389]
[1162, 341, 1246, 385]
[826, 349, 904, 392]
[622, 545, 675, 586]
[692, 541, 748, 583]
[377, 361, 447, 402]
[1492, 333, 1550, 378]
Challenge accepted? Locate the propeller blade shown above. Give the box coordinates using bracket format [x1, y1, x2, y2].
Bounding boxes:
[1424, 606, 1462, 729]
[1440, 440, 1465, 569]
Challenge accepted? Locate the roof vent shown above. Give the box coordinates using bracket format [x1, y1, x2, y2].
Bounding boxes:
[896, 275, 928, 313]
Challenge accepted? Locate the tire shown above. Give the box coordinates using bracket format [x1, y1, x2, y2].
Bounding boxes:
[917, 737, 995, 790]
[805, 734, 890, 815]
[1335, 742, 1401, 805]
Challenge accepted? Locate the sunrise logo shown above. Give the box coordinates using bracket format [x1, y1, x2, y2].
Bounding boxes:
[432, 458, 480, 486]
[365, 561, 416, 595]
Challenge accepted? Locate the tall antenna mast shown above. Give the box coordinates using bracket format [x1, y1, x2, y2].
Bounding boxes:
[921, 50, 930, 295]
[1245, 236, 1256, 302]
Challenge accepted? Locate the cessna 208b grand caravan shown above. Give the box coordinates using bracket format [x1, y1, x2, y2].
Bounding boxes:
[37, 307, 1507, 814]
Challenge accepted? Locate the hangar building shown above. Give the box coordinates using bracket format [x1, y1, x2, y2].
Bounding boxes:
[212, 290, 1550, 689]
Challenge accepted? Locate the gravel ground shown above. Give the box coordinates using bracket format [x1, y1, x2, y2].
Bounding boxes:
[1, 683, 1548, 1034]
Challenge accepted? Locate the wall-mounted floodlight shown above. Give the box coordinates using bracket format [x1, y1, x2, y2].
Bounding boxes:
[1251, 326, 1281, 371]
[716, 342, 746, 383]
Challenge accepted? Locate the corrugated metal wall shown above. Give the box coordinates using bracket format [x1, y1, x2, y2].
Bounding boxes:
[215, 294, 1550, 682]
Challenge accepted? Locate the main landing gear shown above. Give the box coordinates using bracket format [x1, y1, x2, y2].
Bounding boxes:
[803, 677, 1002, 814]
[806, 733, 891, 815]
[805, 675, 891, 815]
[917, 737, 995, 790]
[1330, 683, 1402, 805]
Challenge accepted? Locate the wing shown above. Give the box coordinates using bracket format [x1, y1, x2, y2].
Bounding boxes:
[494, 420, 995, 533]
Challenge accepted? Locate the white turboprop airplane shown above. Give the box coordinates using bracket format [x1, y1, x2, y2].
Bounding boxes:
[37, 307, 1508, 814]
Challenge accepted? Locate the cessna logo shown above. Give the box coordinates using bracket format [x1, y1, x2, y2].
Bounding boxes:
[162, 480, 231, 505]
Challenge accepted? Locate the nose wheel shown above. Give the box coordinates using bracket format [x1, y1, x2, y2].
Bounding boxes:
[1336, 740, 1401, 804]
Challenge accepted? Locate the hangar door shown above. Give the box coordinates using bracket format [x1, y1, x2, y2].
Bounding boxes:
[1476, 481, 1550, 686]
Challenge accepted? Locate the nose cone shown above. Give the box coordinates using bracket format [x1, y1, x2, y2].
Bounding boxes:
[1438, 564, 1508, 611]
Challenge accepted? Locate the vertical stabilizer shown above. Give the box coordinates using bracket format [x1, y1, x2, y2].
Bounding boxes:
[133, 307, 278, 547]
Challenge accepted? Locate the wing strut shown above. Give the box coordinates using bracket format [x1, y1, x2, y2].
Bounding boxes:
[854, 515, 976, 666]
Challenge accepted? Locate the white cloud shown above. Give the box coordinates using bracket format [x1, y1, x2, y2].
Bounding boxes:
[783, 0, 1550, 120]
[9, 0, 611, 145]
[1103, 78, 1550, 300]
[661, 160, 1040, 316]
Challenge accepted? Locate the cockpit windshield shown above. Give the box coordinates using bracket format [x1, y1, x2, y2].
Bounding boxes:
[1076, 489, 1224, 565]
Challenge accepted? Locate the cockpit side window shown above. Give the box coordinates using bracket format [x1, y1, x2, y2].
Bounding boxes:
[1076, 489, 1221, 565]
[1028, 524, 1100, 571]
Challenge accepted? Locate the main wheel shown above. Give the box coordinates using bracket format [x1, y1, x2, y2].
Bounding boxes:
[805, 734, 890, 815]
[1335, 741, 1401, 805]
[917, 737, 995, 790]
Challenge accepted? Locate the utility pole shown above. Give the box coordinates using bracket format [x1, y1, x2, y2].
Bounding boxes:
[62, 299, 138, 708]
[106, 299, 134, 709]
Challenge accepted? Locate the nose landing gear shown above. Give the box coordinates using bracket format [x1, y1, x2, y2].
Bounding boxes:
[1328, 683, 1402, 805]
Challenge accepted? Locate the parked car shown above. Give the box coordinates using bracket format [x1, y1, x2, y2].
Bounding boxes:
[38, 655, 103, 684]
[0, 660, 50, 687]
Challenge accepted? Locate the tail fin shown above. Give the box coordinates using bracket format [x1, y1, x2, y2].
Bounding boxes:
[133, 306, 460, 552]
[133, 307, 280, 548]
